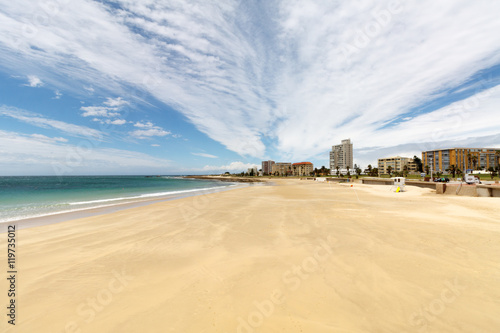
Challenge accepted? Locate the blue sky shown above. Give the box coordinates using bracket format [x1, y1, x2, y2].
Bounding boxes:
[1, 0, 500, 175]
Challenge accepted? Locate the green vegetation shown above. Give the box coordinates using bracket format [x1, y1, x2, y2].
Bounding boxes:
[413, 155, 423, 172]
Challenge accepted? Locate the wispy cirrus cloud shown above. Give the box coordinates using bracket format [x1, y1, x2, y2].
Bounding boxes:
[0, 105, 103, 139]
[1, 1, 499, 162]
[83, 86, 95, 94]
[0, 129, 172, 175]
[30, 133, 67, 143]
[191, 152, 218, 159]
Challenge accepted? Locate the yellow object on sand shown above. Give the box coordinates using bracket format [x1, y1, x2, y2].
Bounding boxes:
[396, 186, 401, 193]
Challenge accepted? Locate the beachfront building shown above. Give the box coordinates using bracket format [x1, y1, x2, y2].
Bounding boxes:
[261, 160, 275, 175]
[422, 148, 500, 172]
[330, 139, 353, 174]
[247, 166, 258, 176]
[378, 156, 417, 174]
[271, 162, 292, 176]
[292, 162, 314, 176]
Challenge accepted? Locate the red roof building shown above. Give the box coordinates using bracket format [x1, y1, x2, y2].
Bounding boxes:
[292, 162, 314, 176]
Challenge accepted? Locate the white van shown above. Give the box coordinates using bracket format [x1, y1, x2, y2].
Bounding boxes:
[464, 174, 481, 185]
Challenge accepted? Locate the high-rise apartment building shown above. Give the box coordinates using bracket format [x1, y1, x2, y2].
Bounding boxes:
[261, 160, 275, 175]
[422, 148, 499, 172]
[330, 139, 353, 171]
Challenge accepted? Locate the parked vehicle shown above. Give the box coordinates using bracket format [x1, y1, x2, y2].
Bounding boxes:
[464, 174, 481, 184]
[433, 177, 450, 183]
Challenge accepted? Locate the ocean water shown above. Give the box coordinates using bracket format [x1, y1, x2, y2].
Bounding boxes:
[0, 176, 237, 223]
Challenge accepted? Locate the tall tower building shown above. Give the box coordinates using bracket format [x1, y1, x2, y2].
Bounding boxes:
[330, 139, 353, 170]
[261, 160, 275, 175]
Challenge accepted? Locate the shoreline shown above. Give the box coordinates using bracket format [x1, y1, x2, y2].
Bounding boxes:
[0, 180, 257, 232]
[183, 175, 266, 182]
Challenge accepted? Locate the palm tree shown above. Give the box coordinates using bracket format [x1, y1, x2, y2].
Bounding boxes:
[425, 165, 430, 176]
[487, 167, 497, 180]
[355, 165, 362, 178]
[346, 166, 350, 177]
[496, 150, 500, 169]
[403, 165, 409, 177]
[336, 166, 340, 177]
[413, 155, 423, 172]
[387, 165, 393, 177]
[447, 164, 457, 179]
[366, 164, 372, 175]
[471, 155, 478, 170]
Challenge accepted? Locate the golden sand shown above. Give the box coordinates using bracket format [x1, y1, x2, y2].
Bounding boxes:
[1, 179, 499, 332]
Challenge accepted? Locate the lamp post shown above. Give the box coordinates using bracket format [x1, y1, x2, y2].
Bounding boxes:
[429, 156, 434, 180]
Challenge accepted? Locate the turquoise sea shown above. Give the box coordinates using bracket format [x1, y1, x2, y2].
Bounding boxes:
[0, 176, 237, 223]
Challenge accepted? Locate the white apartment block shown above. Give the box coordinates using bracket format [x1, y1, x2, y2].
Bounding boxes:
[330, 139, 353, 172]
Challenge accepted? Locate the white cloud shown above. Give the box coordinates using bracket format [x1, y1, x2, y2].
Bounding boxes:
[0, 105, 103, 139]
[108, 119, 127, 125]
[130, 128, 170, 139]
[84, 86, 95, 93]
[92, 118, 127, 125]
[81, 106, 120, 118]
[80, 97, 127, 118]
[24, 75, 43, 87]
[53, 90, 62, 99]
[134, 121, 155, 129]
[80, 97, 128, 126]
[151, 144, 160, 147]
[30, 133, 68, 143]
[0, 129, 171, 175]
[1, 1, 500, 160]
[130, 121, 170, 139]
[199, 161, 259, 172]
[103, 97, 128, 107]
[191, 152, 218, 159]
[356, 85, 500, 151]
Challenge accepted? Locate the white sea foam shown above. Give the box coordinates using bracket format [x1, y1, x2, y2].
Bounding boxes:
[68, 185, 231, 205]
[0, 183, 243, 224]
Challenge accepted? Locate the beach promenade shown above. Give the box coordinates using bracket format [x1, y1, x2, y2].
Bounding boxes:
[1, 179, 499, 332]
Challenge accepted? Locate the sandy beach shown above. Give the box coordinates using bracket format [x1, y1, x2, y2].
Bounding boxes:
[1, 179, 500, 332]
